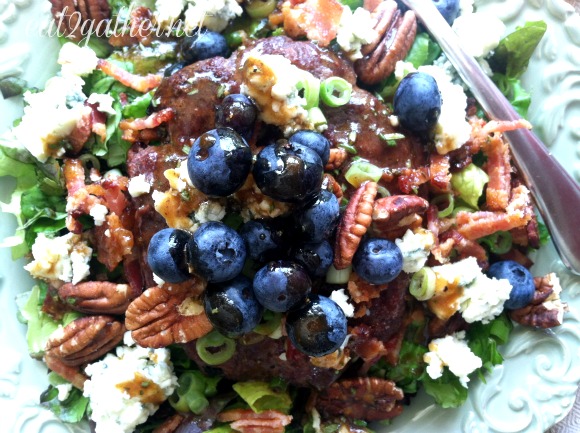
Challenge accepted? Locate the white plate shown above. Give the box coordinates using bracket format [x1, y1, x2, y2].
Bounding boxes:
[1, 1, 580, 432]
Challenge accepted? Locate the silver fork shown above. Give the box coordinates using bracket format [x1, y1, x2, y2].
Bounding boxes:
[401, 0, 580, 275]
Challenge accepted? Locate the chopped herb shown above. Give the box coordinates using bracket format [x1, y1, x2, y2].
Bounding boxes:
[338, 142, 357, 155]
[379, 132, 405, 146]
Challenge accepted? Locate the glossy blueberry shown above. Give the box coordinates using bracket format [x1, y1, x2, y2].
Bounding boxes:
[432, 0, 460, 25]
[164, 61, 188, 77]
[252, 141, 323, 203]
[296, 190, 340, 242]
[147, 228, 192, 283]
[352, 238, 403, 285]
[239, 218, 289, 262]
[394, 72, 442, 133]
[286, 295, 347, 357]
[253, 261, 312, 312]
[204, 275, 263, 338]
[215, 94, 258, 140]
[187, 128, 252, 197]
[180, 30, 229, 64]
[487, 260, 535, 310]
[187, 221, 246, 283]
[293, 241, 333, 278]
[288, 130, 331, 166]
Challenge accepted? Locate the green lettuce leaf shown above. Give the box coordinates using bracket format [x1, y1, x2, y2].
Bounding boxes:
[40, 372, 90, 423]
[405, 32, 441, 69]
[488, 21, 547, 78]
[371, 340, 427, 394]
[232, 381, 293, 413]
[451, 163, 489, 209]
[422, 369, 468, 408]
[492, 73, 531, 118]
[467, 313, 513, 374]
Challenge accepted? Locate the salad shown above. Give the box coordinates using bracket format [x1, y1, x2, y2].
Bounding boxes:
[0, 0, 571, 432]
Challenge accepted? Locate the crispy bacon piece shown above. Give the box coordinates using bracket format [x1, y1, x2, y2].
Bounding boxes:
[440, 229, 489, 269]
[120, 108, 174, 141]
[97, 59, 163, 92]
[68, 106, 93, 154]
[397, 166, 430, 194]
[281, 0, 344, 46]
[484, 134, 512, 211]
[457, 185, 532, 240]
[429, 153, 451, 192]
[64, 159, 105, 233]
[217, 409, 292, 433]
[44, 354, 87, 390]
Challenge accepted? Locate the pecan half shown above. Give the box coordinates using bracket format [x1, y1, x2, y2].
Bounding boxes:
[58, 282, 134, 315]
[315, 377, 404, 421]
[217, 409, 292, 433]
[334, 181, 378, 269]
[125, 281, 212, 348]
[49, 0, 111, 41]
[46, 315, 125, 366]
[371, 194, 429, 238]
[325, 148, 348, 171]
[355, 0, 417, 85]
[322, 173, 343, 202]
[510, 273, 568, 328]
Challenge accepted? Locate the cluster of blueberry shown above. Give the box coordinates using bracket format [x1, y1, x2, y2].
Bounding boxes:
[146, 92, 407, 357]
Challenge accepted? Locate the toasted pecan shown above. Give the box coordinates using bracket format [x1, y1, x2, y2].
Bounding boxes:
[371, 194, 428, 238]
[49, 0, 110, 41]
[58, 281, 134, 315]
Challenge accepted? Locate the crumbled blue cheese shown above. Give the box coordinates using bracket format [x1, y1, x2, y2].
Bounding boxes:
[241, 54, 319, 135]
[336, 7, 378, 61]
[330, 289, 355, 318]
[58, 42, 99, 77]
[24, 233, 92, 285]
[193, 200, 226, 224]
[154, 0, 243, 32]
[430, 257, 511, 323]
[90, 204, 109, 226]
[56, 383, 73, 401]
[395, 228, 435, 273]
[87, 93, 117, 116]
[128, 174, 151, 197]
[452, 12, 505, 59]
[83, 333, 178, 433]
[424, 331, 482, 387]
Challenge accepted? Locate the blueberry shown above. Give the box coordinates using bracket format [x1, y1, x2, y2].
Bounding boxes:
[204, 275, 263, 338]
[432, 0, 460, 25]
[164, 61, 188, 77]
[187, 221, 246, 283]
[286, 295, 347, 357]
[487, 260, 535, 310]
[296, 190, 340, 242]
[252, 141, 323, 203]
[293, 241, 333, 278]
[147, 228, 192, 283]
[352, 238, 403, 285]
[215, 94, 258, 140]
[180, 30, 230, 64]
[239, 218, 289, 262]
[288, 130, 331, 166]
[253, 261, 312, 312]
[394, 72, 442, 133]
[187, 128, 252, 197]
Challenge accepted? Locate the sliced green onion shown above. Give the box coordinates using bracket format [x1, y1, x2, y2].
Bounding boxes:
[379, 132, 405, 147]
[431, 193, 455, 218]
[308, 107, 327, 129]
[79, 153, 101, 171]
[326, 264, 352, 284]
[320, 77, 352, 107]
[169, 371, 220, 414]
[245, 0, 277, 19]
[338, 142, 357, 155]
[196, 330, 236, 365]
[254, 311, 282, 337]
[478, 231, 513, 254]
[297, 74, 320, 109]
[452, 204, 476, 216]
[225, 29, 246, 49]
[409, 267, 436, 301]
[345, 160, 383, 188]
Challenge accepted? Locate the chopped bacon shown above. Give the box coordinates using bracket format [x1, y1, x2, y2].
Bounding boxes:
[68, 106, 93, 154]
[94, 214, 134, 271]
[217, 409, 292, 433]
[64, 159, 104, 233]
[440, 229, 489, 269]
[281, 0, 344, 46]
[469, 117, 532, 148]
[429, 153, 451, 192]
[456, 185, 532, 240]
[484, 134, 512, 211]
[90, 104, 108, 141]
[97, 59, 163, 93]
[120, 108, 174, 131]
[397, 167, 430, 194]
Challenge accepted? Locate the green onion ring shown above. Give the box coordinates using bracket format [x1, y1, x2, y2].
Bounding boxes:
[431, 193, 455, 218]
[409, 267, 437, 301]
[195, 330, 236, 365]
[320, 77, 352, 107]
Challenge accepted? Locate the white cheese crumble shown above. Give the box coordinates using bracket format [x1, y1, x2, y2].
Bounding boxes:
[24, 233, 92, 284]
[241, 54, 319, 135]
[336, 7, 378, 61]
[56, 383, 73, 401]
[193, 200, 226, 224]
[154, 0, 243, 32]
[330, 289, 355, 318]
[87, 93, 117, 116]
[431, 257, 512, 323]
[90, 204, 109, 226]
[424, 331, 482, 387]
[395, 228, 435, 273]
[452, 12, 505, 59]
[152, 273, 166, 287]
[57, 42, 99, 77]
[83, 333, 178, 433]
[128, 174, 152, 197]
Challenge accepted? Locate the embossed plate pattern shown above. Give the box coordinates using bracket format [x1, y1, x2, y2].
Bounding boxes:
[1, 1, 579, 432]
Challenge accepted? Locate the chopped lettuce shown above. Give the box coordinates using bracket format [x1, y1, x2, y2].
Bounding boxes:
[467, 313, 513, 375]
[405, 32, 441, 69]
[492, 73, 531, 118]
[370, 340, 427, 394]
[169, 371, 221, 415]
[232, 381, 293, 413]
[40, 372, 90, 423]
[488, 21, 547, 78]
[123, 92, 153, 118]
[451, 163, 489, 209]
[422, 369, 468, 408]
